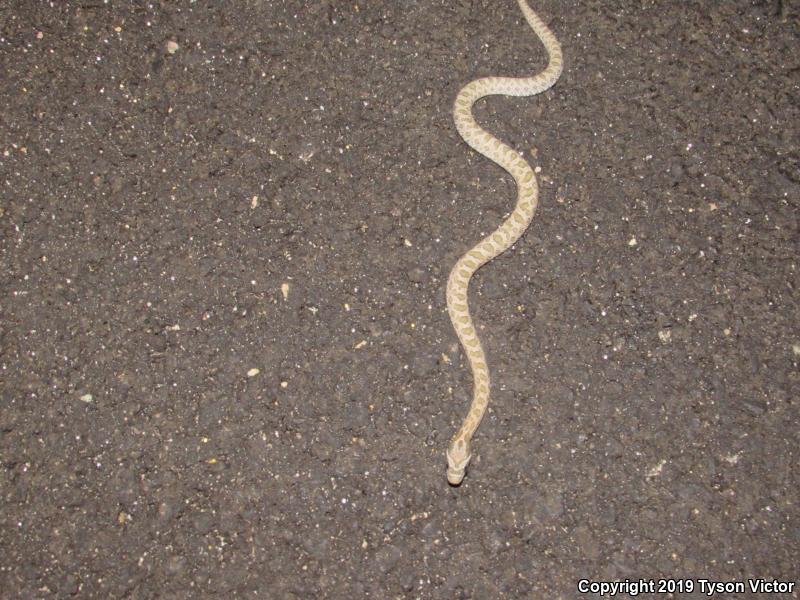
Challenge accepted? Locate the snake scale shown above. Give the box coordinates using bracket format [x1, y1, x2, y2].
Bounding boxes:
[446, 0, 563, 485]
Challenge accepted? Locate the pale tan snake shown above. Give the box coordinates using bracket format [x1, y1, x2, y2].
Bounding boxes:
[446, 0, 563, 485]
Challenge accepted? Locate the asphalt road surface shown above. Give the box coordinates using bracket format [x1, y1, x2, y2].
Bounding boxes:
[1, 0, 798, 597]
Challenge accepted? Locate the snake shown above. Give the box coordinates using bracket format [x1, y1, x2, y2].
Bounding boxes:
[446, 0, 563, 485]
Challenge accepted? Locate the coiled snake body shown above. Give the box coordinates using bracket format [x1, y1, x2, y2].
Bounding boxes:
[446, 0, 563, 485]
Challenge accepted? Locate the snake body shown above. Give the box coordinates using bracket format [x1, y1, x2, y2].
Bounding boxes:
[446, 0, 563, 485]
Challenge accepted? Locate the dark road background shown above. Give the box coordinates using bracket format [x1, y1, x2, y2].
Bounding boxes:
[1, 0, 798, 597]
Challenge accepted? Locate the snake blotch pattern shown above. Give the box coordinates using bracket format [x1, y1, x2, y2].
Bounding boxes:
[446, 0, 563, 485]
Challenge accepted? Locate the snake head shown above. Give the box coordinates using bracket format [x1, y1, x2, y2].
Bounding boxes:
[446, 438, 472, 486]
